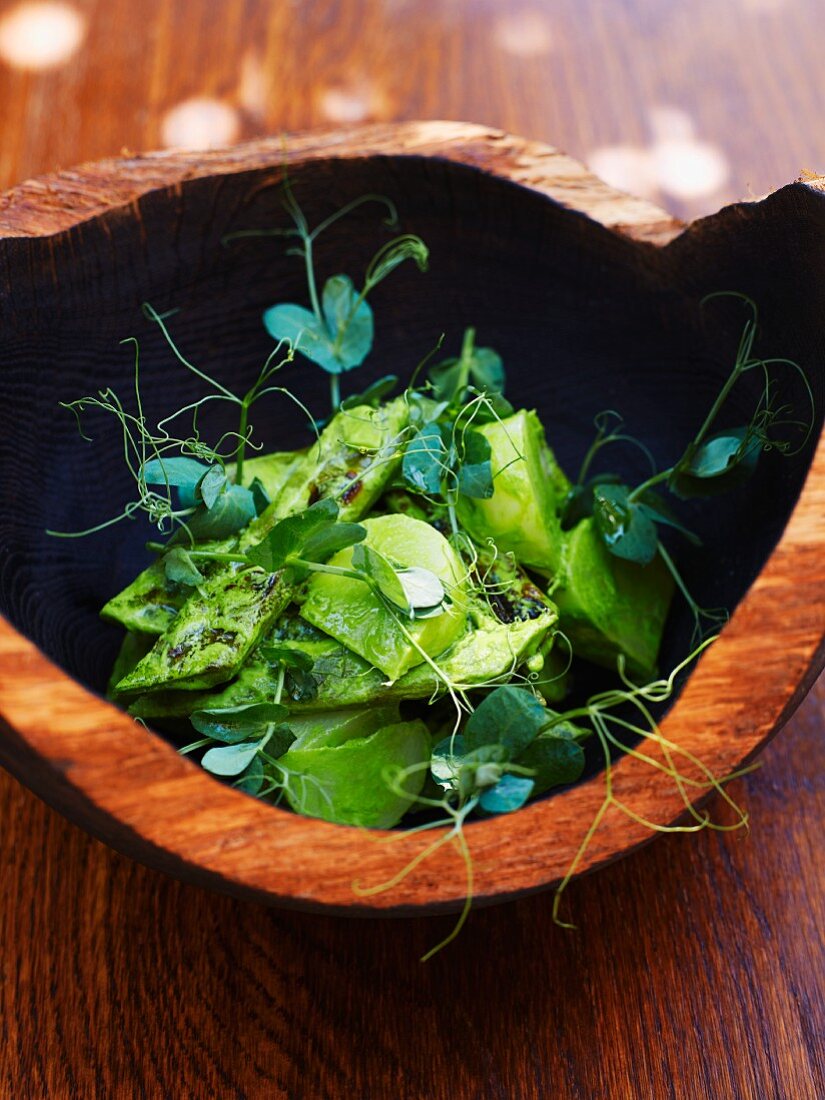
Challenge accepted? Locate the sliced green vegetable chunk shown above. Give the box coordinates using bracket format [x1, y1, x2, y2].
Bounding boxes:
[114, 566, 292, 694]
[455, 409, 567, 574]
[554, 517, 674, 679]
[249, 397, 410, 530]
[279, 719, 431, 828]
[301, 514, 467, 682]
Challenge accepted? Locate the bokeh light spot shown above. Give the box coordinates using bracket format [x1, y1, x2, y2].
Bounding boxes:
[0, 1, 85, 71]
[161, 97, 240, 150]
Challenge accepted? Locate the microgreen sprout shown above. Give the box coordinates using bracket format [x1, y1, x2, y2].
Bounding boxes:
[228, 178, 429, 413]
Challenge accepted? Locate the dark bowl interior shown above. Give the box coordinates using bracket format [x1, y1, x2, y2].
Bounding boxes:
[0, 154, 822, 751]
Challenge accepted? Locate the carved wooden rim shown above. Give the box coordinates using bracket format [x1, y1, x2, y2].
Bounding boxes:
[0, 121, 823, 914]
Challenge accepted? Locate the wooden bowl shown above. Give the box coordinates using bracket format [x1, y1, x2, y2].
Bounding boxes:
[0, 122, 823, 915]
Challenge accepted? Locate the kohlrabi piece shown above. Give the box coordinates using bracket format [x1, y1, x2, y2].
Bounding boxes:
[554, 517, 674, 679]
[279, 719, 431, 828]
[301, 514, 468, 682]
[246, 397, 410, 533]
[455, 409, 567, 574]
[114, 565, 293, 694]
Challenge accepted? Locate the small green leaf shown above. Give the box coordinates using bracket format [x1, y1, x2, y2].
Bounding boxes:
[185, 483, 257, 540]
[402, 423, 446, 495]
[428, 334, 506, 403]
[561, 474, 622, 531]
[517, 735, 585, 796]
[431, 734, 466, 791]
[249, 477, 271, 516]
[468, 392, 514, 424]
[246, 499, 339, 572]
[457, 430, 493, 499]
[471, 348, 505, 394]
[198, 464, 227, 509]
[351, 543, 409, 611]
[141, 456, 211, 489]
[479, 774, 534, 814]
[464, 685, 548, 758]
[191, 701, 290, 743]
[301, 521, 366, 563]
[163, 547, 204, 587]
[201, 740, 262, 776]
[592, 484, 658, 565]
[637, 490, 701, 546]
[321, 274, 374, 372]
[263, 303, 330, 365]
[234, 755, 265, 795]
[669, 428, 761, 499]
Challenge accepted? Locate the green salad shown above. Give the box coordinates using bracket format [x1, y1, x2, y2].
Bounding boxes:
[53, 186, 812, 953]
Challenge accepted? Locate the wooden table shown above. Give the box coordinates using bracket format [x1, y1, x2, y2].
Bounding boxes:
[0, 1, 823, 1096]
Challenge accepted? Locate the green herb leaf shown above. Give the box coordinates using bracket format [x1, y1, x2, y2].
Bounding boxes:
[478, 774, 534, 814]
[321, 274, 374, 372]
[263, 302, 330, 365]
[163, 547, 204, 587]
[285, 667, 319, 703]
[637, 490, 701, 546]
[201, 740, 263, 776]
[431, 734, 466, 791]
[351, 543, 409, 611]
[198, 464, 227, 509]
[464, 685, 548, 758]
[141, 456, 212, 489]
[469, 392, 515, 424]
[249, 477, 271, 516]
[457, 430, 493, 499]
[191, 701, 290, 743]
[516, 735, 585, 796]
[185, 483, 257, 540]
[402, 423, 446, 495]
[561, 474, 622, 531]
[592, 483, 658, 565]
[669, 428, 761, 499]
[234, 754, 265, 795]
[246, 499, 339, 572]
[428, 332, 506, 404]
[300, 521, 367, 563]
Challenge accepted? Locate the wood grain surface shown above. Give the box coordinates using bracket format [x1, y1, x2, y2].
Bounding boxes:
[0, 1, 823, 1097]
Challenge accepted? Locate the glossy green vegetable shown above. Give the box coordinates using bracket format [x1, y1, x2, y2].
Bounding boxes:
[456, 409, 568, 574]
[114, 566, 293, 694]
[301, 513, 468, 681]
[554, 517, 674, 678]
[280, 719, 431, 827]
